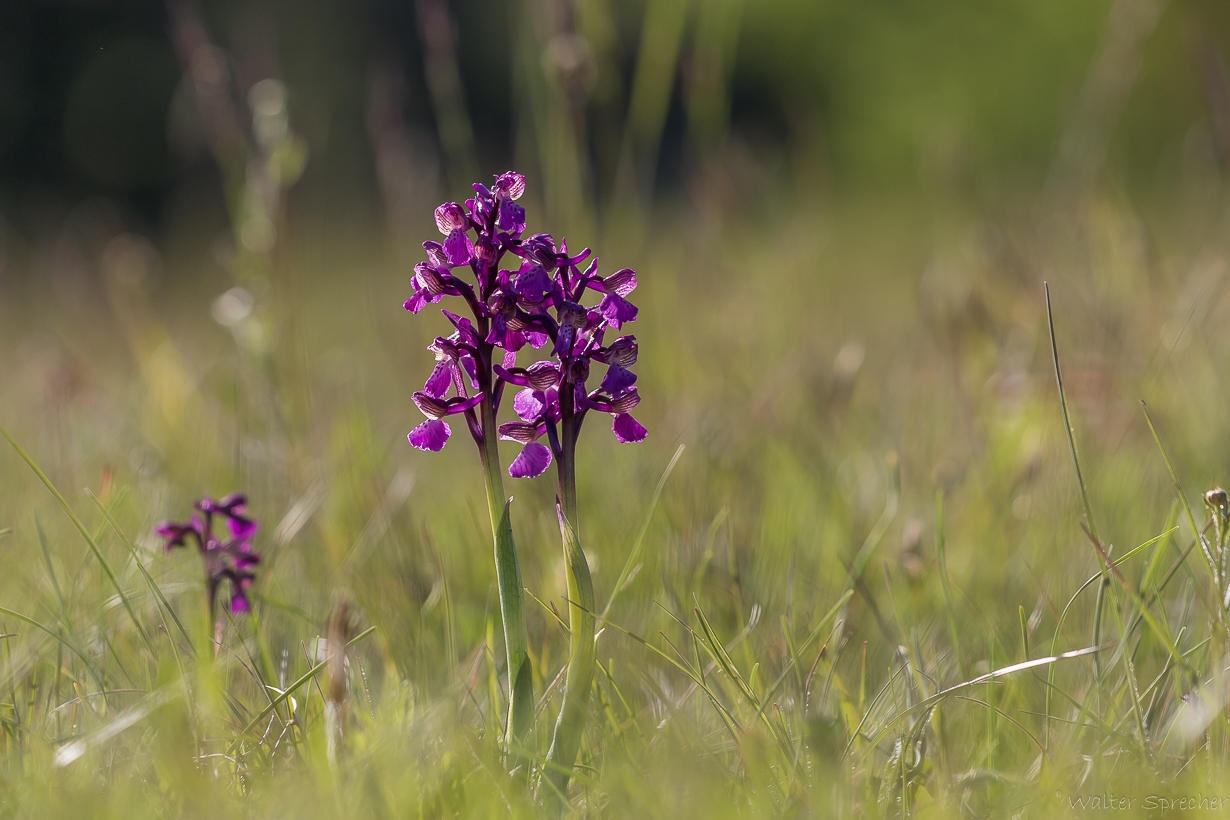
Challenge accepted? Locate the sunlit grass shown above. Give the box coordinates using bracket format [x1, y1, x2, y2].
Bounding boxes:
[1, 189, 1229, 817]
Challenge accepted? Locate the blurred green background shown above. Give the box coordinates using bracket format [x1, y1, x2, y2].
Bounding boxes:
[3, 0, 1230, 815]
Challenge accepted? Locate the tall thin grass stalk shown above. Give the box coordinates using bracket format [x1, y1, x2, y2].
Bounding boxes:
[1044, 283, 1108, 683]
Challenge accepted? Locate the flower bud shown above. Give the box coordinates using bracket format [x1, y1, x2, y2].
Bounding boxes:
[557, 301, 587, 328]
[428, 336, 459, 361]
[487, 288, 516, 319]
[412, 392, 450, 420]
[415, 263, 448, 296]
[498, 421, 541, 444]
[605, 335, 638, 367]
[609, 387, 640, 413]
[526, 360, 560, 390]
[493, 171, 526, 201]
[566, 357, 590, 385]
[602, 268, 637, 296]
[475, 235, 499, 265]
[434, 202, 468, 234]
[422, 241, 448, 267]
[523, 234, 558, 272]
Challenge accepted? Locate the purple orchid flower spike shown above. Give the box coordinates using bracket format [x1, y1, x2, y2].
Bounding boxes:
[401, 172, 647, 756]
[404, 172, 560, 743]
[435, 202, 475, 266]
[493, 247, 647, 475]
[479, 219, 646, 792]
[157, 494, 262, 619]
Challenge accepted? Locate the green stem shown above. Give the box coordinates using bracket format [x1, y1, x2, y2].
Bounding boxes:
[557, 415, 579, 527]
[545, 412, 596, 797]
[479, 395, 533, 745]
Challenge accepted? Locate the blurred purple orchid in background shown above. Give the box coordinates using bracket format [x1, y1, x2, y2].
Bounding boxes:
[156, 493, 261, 618]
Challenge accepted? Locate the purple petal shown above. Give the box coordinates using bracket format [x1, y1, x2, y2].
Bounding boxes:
[494, 364, 531, 387]
[525, 329, 550, 349]
[461, 355, 480, 391]
[230, 578, 254, 614]
[600, 364, 637, 395]
[600, 335, 638, 367]
[612, 413, 647, 443]
[442, 310, 480, 347]
[232, 552, 261, 570]
[600, 293, 638, 328]
[545, 387, 561, 422]
[155, 520, 196, 549]
[499, 200, 526, 232]
[503, 349, 517, 369]
[444, 391, 485, 415]
[218, 493, 247, 512]
[444, 229, 474, 266]
[227, 517, 259, 540]
[414, 262, 444, 294]
[403, 292, 428, 313]
[513, 265, 552, 300]
[514, 388, 545, 422]
[487, 317, 526, 353]
[508, 442, 552, 478]
[563, 246, 592, 267]
[552, 325, 575, 358]
[485, 313, 508, 346]
[614, 389, 640, 412]
[499, 330, 526, 353]
[424, 361, 453, 398]
[409, 419, 451, 451]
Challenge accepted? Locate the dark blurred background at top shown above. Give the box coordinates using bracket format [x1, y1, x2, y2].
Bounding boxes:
[1, 0, 1229, 267]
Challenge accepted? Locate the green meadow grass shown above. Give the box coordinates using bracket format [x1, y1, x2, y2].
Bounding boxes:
[1, 190, 1229, 817]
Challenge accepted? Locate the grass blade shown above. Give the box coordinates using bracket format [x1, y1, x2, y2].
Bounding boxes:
[1045, 283, 1100, 541]
[603, 444, 684, 619]
[1045, 283, 1108, 682]
[85, 489, 196, 656]
[855, 643, 1109, 758]
[228, 625, 376, 749]
[0, 605, 103, 688]
[1, 426, 156, 656]
[1140, 401, 1217, 589]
